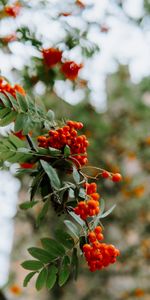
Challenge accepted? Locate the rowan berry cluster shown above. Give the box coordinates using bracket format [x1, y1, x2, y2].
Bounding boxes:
[0, 78, 25, 98]
[4, 1, 21, 18]
[74, 182, 100, 220]
[83, 226, 120, 272]
[42, 47, 83, 80]
[37, 120, 89, 167]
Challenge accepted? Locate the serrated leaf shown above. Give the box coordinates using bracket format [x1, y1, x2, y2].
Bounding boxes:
[100, 204, 116, 219]
[23, 271, 36, 287]
[28, 247, 56, 263]
[46, 265, 57, 290]
[0, 110, 17, 126]
[41, 238, 65, 257]
[58, 256, 70, 287]
[19, 201, 38, 210]
[55, 229, 74, 249]
[21, 260, 43, 271]
[64, 220, 79, 238]
[40, 160, 61, 189]
[22, 115, 33, 135]
[36, 268, 48, 291]
[72, 166, 80, 184]
[16, 92, 28, 112]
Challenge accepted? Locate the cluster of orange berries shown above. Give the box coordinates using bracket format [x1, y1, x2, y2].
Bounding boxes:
[37, 120, 89, 167]
[83, 226, 120, 272]
[4, 1, 21, 18]
[0, 78, 25, 98]
[42, 48, 83, 80]
[74, 182, 100, 220]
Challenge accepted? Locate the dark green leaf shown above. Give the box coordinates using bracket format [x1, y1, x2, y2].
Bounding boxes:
[36, 268, 48, 291]
[40, 160, 61, 189]
[23, 271, 36, 287]
[48, 147, 61, 156]
[55, 229, 74, 249]
[58, 256, 70, 287]
[41, 238, 65, 257]
[19, 201, 38, 210]
[28, 247, 56, 263]
[46, 265, 57, 290]
[16, 92, 28, 112]
[21, 260, 43, 271]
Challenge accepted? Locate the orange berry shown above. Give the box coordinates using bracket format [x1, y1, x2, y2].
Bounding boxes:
[94, 226, 102, 234]
[91, 193, 100, 200]
[96, 233, 104, 241]
[102, 170, 110, 178]
[83, 244, 91, 252]
[88, 232, 96, 243]
[112, 173, 122, 182]
[87, 200, 98, 209]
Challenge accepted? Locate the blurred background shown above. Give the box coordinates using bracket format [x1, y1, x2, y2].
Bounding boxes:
[0, 0, 150, 299]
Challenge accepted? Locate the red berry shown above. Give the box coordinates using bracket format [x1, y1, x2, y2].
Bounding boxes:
[112, 173, 122, 182]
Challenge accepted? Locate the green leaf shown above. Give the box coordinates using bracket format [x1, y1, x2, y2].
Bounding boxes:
[5, 92, 19, 110]
[16, 92, 28, 112]
[0, 107, 11, 118]
[48, 147, 61, 156]
[9, 134, 24, 148]
[100, 198, 105, 215]
[71, 248, 78, 280]
[30, 171, 44, 201]
[23, 271, 36, 287]
[72, 166, 80, 184]
[46, 265, 58, 290]
[36, 268, 48, 291]
[46, 109, 55, 121]
[36, 201, 49, 227]
[0, 111, 17, 126]
[64, 145, 71, 157]
[28, 247, 56, 263]
[69, 211, 84, 227]
[21, 260, 43, 271]
[14, 113, 27, 132]
[58, 256, 70, 287]
[0, 92, 11, 107]
[40, 160, 61, 189]
[55, 229, 74, 249]
[64, 220, 79, 238]
[100, 204, 116, 219]
[22, 115, 33, 135]
[19, 201, 38, 210]
[41, 238, 65, 257]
